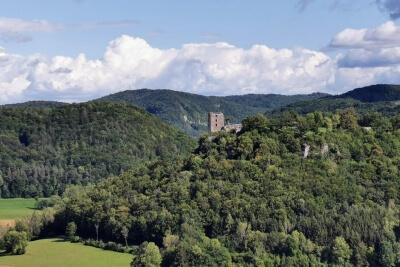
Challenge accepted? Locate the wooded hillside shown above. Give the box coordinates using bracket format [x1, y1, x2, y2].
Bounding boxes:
[268, 84, 400, 117]
[98, 89, 327, 137]
[44, 108, 400, 266]
[0, 101, 196, 198]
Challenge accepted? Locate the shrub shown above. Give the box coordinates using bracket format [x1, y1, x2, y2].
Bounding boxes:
[4, 230, 28, 255]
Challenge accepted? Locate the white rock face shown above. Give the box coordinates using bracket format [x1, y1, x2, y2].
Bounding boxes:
[303, 145, 310, 158]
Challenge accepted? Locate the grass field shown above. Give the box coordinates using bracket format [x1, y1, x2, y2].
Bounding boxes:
[0, 198, 38, 220]
[0, 238, 132, 267]
[0, 198, 38, 228]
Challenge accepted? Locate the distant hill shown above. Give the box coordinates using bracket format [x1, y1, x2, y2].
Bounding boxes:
[267, 84, 400, 117]
[339, 84, 400, 102]
[2, 100, 67, 108]
[0, 101, 196, 198]
[98, 89, 327, 137]
[221, 92, 329, 109]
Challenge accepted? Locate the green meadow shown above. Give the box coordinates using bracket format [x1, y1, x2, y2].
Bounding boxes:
[0, 198, 37, 220]
[0, 238, 132, 267]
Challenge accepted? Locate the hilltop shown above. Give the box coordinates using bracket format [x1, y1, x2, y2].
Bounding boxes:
[268, 84, 400, 117]
[0, 101, 196, 198]
[2, 100, 67, 109]
[339, 84, 400, 102]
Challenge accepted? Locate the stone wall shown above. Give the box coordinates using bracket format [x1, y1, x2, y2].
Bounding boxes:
[223, 124, 242, 133]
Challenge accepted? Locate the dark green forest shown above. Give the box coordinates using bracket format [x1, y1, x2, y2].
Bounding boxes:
[269, 84, 400, 117]
[2, 100, 67, 109]
[0, 101, 196, 198]
[26, 108, 400, 266]
[98, 89, 327, 137]
[340, 84, 400, 103]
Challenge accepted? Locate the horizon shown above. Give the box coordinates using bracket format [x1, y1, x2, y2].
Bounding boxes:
[2, 1, 400, 104]
[2, 83, 394, 106]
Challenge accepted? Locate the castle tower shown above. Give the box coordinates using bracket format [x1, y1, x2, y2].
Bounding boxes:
[208, 112, 224, 132]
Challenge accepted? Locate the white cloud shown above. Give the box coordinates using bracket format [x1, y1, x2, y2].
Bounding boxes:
[0, 36, 337, 103]
[327, 21, 400, 68]
[4, 32, 400, 104]
[0, 17, 64, 33]
[337, 47, 400, 67]
[329, 21, 400, 49]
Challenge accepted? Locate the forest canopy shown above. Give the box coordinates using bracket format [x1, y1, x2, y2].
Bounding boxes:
[33, 108, 400, 266]
[0, 101, 196, 198]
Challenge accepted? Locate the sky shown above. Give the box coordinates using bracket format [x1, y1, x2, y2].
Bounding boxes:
[1, 0, 400, 104]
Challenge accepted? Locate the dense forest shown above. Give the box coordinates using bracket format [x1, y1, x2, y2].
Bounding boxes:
[269, 84, 400, 117]
[2, 100, 67, 109]
[98, 89, 327, 137]
[340, 84, 400, 103]
[0, 101, 196, 198]
[24, 108, 400, 266]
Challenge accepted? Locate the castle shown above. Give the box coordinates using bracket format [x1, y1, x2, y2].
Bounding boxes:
[208, 112, 242, 133]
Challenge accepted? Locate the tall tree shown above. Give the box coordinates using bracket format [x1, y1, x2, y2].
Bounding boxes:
[131, 241, 162, 267]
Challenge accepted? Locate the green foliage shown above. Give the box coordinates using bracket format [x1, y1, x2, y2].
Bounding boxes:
[268, 84, 400, 118]
[17, 110, 400, 265]
[332, 236, 352, 265]
[132, 241, 162, 267]
[4, 230, 28, 255]
[341, 84, 400, 102]
[0, 101, 196, 198]
[66, 222, 77, 240]
[98, 89, 327, 137]
[2, 100, 66, 108]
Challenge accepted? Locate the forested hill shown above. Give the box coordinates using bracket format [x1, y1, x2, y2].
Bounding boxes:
[268, 84, 400, 117]
[221, 92, 328, 109]
[48, 109, 400, 266]
[340, 84, 400, 102]
[98, 89, 327, 137]
[2, 100, 67, 108]
[0, 101, 196, 198]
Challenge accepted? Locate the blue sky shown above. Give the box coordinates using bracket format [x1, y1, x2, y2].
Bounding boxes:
[1, 0, 400, 103]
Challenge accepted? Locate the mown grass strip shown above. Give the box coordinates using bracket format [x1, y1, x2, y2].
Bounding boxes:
[0, 238, 132, 267]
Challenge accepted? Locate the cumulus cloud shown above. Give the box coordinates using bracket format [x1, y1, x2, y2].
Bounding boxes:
[328, 21, 400, 49]
[377, 0, 400, 19]
[328, 21, 400, 68]
[4, 33, 400, 104]
[337, 47, 400, 67]
[0, 36, 339, 103]
[321, 21, 400, 88]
